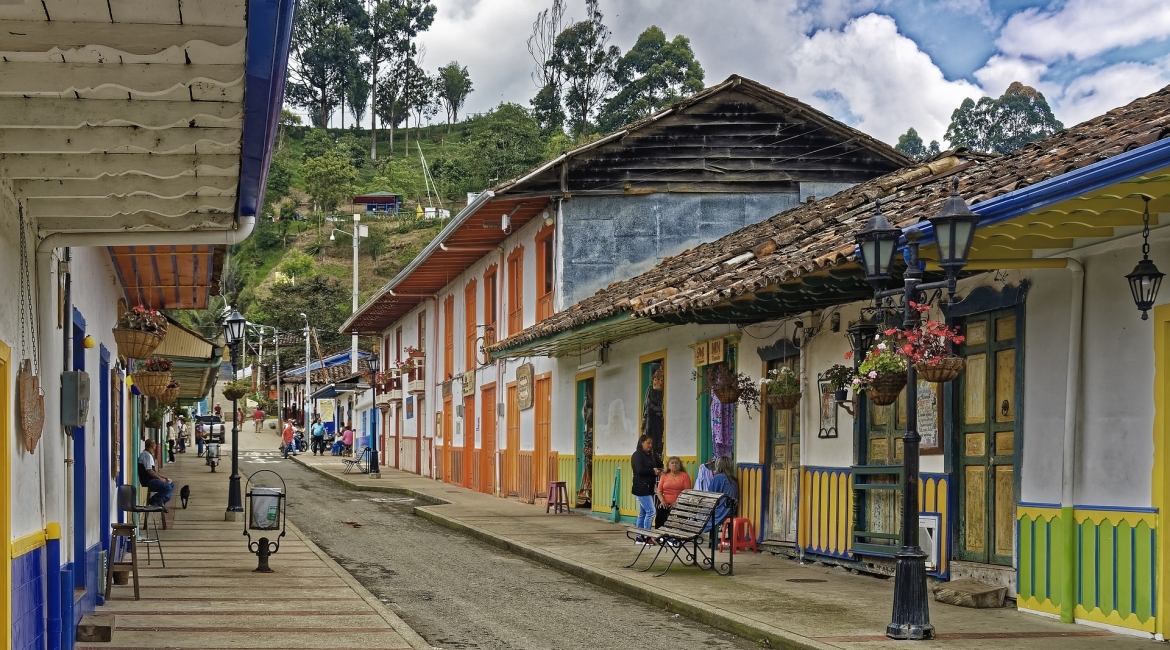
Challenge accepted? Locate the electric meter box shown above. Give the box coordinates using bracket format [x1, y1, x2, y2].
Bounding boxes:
[61, 370, 91, 428]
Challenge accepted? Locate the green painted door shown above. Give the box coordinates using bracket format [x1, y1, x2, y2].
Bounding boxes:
[957, 309, 1019, 566]
[575, 377, 595, 503]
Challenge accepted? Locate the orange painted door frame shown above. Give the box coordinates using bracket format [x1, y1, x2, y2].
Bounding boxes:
[443, 395, 453, 483]
[506, 382, 519, 497]
[481, 384, 497, 495]
[534, 374, 551, 498]
[463, 394, 475, 489]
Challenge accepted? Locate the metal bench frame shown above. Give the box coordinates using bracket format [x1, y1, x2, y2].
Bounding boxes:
[342, 446, 372, 474]
[624, 489, 735, 577]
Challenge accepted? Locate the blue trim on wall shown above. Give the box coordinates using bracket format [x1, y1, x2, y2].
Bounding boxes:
[99, 344, 110, 364]
[71, 323, 87, 605]
[11, 547, 46, 650]
[1073, 504, 1159, 513]
[98, 357, 111, 606]
[236, 0, 297, 218]
[46, 537, 60, 650]
[1018, 501, 1061, 509]
[71, 307, 85, 330]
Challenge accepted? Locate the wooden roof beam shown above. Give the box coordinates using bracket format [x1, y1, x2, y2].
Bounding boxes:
[0, 126, 240, 155]
[0, 62, 243, 96]
[0, 97, 242, 129]
[27, 194, 236, 217]
[37, 211, 235, 233]
[0, 20, 246, 53]
[14, 175, 238, 199]
[0, 153, 239, 178]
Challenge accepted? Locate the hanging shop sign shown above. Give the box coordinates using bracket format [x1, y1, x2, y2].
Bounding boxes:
[517, 363, 534, 410]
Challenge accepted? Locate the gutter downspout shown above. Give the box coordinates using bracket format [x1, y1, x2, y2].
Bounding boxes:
[1060, 258, 1085, 624]
[496, 244, 506, 495]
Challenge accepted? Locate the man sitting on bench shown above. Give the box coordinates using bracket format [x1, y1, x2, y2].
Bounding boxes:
[139, 439, 174, 509]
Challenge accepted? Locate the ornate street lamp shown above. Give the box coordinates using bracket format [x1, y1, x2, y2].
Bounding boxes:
[853, 182, 978, 641]
[846, 317, 879, 368]
[366, 352, 381, 478]
[223, 309, 247, 515]
[1127, 197, 1163, 320]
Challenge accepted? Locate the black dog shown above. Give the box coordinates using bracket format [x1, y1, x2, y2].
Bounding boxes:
[179, 484, 191, 509]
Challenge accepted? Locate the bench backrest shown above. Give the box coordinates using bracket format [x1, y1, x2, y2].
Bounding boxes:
[662, 489, 727, 536]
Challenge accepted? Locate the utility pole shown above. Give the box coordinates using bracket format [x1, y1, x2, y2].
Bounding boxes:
[329, 214, 366, 374]
[301, 313, 311, 436]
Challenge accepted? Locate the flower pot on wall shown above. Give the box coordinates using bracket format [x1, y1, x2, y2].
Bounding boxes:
[866, 372, 907, 406]
[915, 356, 965, 383]
[767, 393, 801, 411]
[834, 388, 849, 403]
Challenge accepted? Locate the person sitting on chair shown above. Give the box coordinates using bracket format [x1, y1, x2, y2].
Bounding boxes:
[341, 425, 354, 456]
[138, 439, 174, 509]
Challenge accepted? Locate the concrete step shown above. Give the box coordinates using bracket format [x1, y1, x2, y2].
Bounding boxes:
[933, 578, 1008, 608]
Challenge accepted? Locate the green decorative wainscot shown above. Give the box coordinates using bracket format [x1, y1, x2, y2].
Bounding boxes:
[1017, 503, 1156, 634]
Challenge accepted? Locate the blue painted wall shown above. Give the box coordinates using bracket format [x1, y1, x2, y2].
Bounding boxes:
[558, 185, 852, 308]
[11, 547, 46, 650]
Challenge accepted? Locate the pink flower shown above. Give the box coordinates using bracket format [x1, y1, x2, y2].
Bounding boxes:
[868, 371, 877, 379]
[876, 342, 887, 351]
[852, 378, 861, 385]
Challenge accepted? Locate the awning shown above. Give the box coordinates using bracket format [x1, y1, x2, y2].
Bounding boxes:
[489, 313, 670, 359]
[153, 318, 223, 401]
[309, 382, 369, 400]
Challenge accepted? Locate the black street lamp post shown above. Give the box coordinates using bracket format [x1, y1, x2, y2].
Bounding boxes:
[854, 180, 979, 641]
[224, 309, 247, 515]
[366, 353, 381, 478]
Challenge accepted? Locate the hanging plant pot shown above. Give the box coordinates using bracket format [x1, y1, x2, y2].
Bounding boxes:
[112, 328, 164, 360]
[713, 386, 741, 404]
[144, 419, 162, 429]
[222, 386, 248, 401]
[834, 388, 849, 403]
[767, 393, 801, 411]
[866, 371, 907, 406]
[915, 356, 965, 383]
[159, 386, 180, 404]
[131, 370, 171, 399]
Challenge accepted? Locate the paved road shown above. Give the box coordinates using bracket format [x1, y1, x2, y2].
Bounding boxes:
[237, 447, 757, 650]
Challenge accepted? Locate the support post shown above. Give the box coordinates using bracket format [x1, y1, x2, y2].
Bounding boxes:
[226, 343, 244, 519]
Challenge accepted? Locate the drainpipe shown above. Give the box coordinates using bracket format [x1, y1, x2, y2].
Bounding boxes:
[1059, 258, 1085, 624]
[496, 244, 505, 494]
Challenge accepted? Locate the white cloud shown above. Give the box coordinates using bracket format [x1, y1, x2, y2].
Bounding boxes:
[996, 0, 1170, 62]
[1053, 56, 1170, 127]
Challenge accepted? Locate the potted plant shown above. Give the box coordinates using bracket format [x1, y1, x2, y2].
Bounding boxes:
[143, 404, 164, 429]
[850, 335, 909, 406]
[820, 364, 855, 402]
[903, 303, 966, 383]
[160, 380, 181, 404]
[761, 366, 801, 410]
[112, 305, 169, 359]
[131, 357, 173, 398]
[693, 365, 761, 412]
[222, 378, 250, 401]
[405, 345, 424, 360]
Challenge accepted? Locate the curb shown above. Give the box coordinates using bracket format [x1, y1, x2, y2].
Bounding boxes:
[287, 519, 435, 650]
[289, 456, 833, 650]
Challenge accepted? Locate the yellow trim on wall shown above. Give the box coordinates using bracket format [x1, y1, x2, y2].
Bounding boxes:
[1075, 605, 1157, 634]
[1152, 303, 1170, 636]
[45, 521, 61, 540]
[10, 531, 46, 558]
[1018, 595, 1062, 617]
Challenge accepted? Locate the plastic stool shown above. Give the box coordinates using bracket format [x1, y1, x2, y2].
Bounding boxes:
[719, 517, 758, 554]
[546, 481, 570, 514]
[106, 523, 142, 600]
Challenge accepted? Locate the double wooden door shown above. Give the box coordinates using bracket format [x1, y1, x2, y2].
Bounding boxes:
[480, 385, 496, 495]
[765, 357, 800, 542]
[956, 309, 1019, 566]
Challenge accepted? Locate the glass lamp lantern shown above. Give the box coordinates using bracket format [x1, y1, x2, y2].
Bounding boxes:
[855, 201, 902, 288]
[928, 179, 980, 274]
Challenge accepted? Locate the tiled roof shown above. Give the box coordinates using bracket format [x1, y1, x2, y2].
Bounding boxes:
[489, 84, 1170, 353]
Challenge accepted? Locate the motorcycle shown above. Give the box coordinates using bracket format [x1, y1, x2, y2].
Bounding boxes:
[294, 430, 308, 452]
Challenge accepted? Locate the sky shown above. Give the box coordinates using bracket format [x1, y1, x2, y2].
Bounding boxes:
[321, 0, 1170, 147]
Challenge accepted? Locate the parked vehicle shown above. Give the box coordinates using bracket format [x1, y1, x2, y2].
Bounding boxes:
[196, 415, 226, 444]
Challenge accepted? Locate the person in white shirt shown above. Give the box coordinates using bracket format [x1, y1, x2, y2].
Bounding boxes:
[138, 439, 174, 508]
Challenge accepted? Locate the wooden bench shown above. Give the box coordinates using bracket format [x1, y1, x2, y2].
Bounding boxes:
[624, 489, 735, 576]
[342, 447, 371, 474]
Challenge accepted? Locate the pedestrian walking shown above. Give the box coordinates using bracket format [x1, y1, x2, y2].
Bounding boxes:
[630, 434, 662, 543]
[214, 403, 222, 418]
[281, 419, 296, 458]
[176, 416, 188, 453]
[253, 406, 265, 433]
[195, 421, 206, 456]
[310, 417, 326, 455]
[165, 420, 177, 463]
[236, 407, 245, 429]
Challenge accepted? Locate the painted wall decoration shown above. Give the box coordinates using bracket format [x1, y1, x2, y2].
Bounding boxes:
[817, 383, 837, 439]
[405, 396, 414, 419]
[517, 363, 534, 410]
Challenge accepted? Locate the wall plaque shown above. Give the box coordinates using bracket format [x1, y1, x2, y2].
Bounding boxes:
[707, 338, 724, 364]
[462, 372, 475, 397]
[517, 362, 534, 410]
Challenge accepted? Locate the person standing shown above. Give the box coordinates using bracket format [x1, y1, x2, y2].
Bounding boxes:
[176, 416, 188, 454]
[281, 419, 296, 459]
[631, 434, 662, 542]
[195, 421, 206, 456]
[655, 456, 692, 528]
[310, 417, 326, 455]
[253, 405, 265, 433]
[138, 439, 174, 508]
[165, 420, 177, 463]
[214, 403, 222, 418]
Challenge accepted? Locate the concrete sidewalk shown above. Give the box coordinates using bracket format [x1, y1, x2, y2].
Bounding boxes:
[293, 453, 1150, 649]
[80, 447, 431, 650]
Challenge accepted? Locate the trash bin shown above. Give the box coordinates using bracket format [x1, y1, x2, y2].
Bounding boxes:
[205, 442, 219, 458]
[250, 487, 282, 530]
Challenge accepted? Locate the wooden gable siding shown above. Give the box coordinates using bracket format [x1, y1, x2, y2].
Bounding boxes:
[508, 90, 905, 196]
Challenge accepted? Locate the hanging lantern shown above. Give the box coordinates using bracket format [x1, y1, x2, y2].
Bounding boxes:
[854, 200, 902, 289]
[1127, 197, 1164, 320]
[928, 178, 980, 274]
[846, 317, 879, 362]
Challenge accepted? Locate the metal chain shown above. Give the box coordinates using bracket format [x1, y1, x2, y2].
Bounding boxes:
[17, 203, 38, 373]
[1143, 196, 1152, 259]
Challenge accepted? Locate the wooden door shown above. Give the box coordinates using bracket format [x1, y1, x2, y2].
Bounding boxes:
[534, 375, 551, 498]
[394, 404, 402, 469]
[575, 377, 595, 505]
[957, 309, 1019, 566]
[506, 384, 519, 497]
[764, 358, 800, 542]
[443, 395, 453, 483]
[463, 394, 475, 489]
[481, 386, 496, 495]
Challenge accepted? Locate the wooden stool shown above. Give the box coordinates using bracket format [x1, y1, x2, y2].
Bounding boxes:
[106, 523, 141, 600]
[546, 481, 570, 514]
[718, 517, 759, 555]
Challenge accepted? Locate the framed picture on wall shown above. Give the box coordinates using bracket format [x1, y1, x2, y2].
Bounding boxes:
[708, 338, 724, 364]
[917, 379, 944, 454]
[692, 342, 708, 367]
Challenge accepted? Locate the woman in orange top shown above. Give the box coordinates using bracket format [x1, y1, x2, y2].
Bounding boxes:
[654, 456, 692, 528]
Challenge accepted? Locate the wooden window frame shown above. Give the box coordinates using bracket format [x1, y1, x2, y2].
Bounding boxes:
[443, 295, 455, 380]
[483, 264, 498, 347]
[464, 279, 478, 372]
[416, 311, 426, 382]
[535, 223, 555, 322]
[507, 246, 524, 336]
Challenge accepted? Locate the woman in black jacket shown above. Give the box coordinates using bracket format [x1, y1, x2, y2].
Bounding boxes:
[631, 434, 663, 540]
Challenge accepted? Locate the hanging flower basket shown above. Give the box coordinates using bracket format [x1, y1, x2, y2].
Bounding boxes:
[131, 370, 171, 399]
[159, 382, 181, 405]
[866, 371, 907, 406]
[915, 356, 965, 383]
[767, 392, 801, 411]
[112, 327, 164, 360]
[713, 386, 742, 404]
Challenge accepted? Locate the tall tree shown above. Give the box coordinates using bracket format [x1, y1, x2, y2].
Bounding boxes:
[363, 0, 436, 159]
[548, 0, 620, 138]
[301, 152, 359, 214]
[597, 25, 704, 131]
[344, 58, 371, 127]
[895, 127, 940, 161]
[250, 275, 350, 354]
[463, 103, 547, 188]
[944, 82, 1064, 154]
[527, 0, 567, 135]
[437, 61, 473, 130]
[287, 0, 366, 127]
